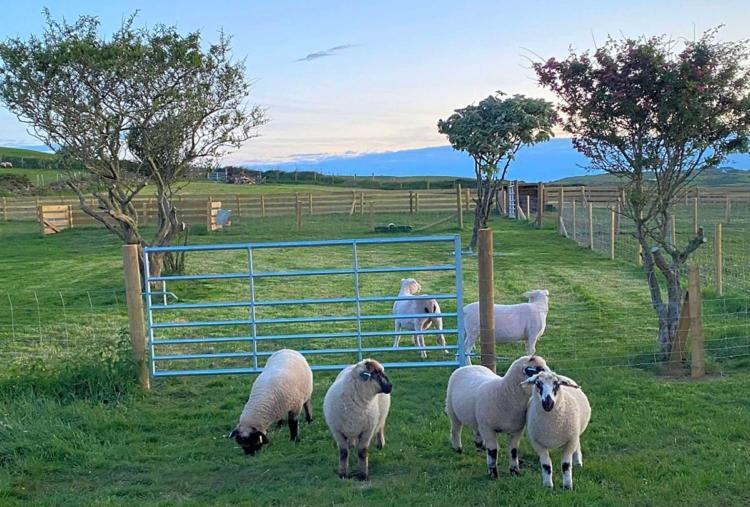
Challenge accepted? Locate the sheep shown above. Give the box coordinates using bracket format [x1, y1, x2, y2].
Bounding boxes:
[445, 355, 549, 479]
[323, 358, 392, 480]
[229, 349, 313, 455]
[522, 370, 591, 490]
[392, 278, 447, 358]
[463, 289, 549, 358]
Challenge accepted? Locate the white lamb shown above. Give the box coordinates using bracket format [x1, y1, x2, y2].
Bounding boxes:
[229, 349, 313, 455]
[445, 355, 549, 479]
[463, 289, 549, 358]
[392, 278, 447, 358]
[323, 359, 392, 480]
[523, 370, 591, 490]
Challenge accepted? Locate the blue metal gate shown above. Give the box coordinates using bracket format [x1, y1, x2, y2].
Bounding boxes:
[143, 235, 465, 377]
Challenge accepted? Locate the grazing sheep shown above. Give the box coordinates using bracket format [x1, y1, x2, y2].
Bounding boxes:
[523, 370, 591, 490]
[463, 289, 549, 358]
[323, 359, 392, 480]
[229, 349, 313, 455]
[392, 278, 447, 358]
[445, 355, 549, 479]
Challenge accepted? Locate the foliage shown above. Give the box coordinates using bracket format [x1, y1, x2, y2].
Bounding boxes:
[0, 174, 34, 196]
[535, 29, 750, 354]
[0, 11, 266, 269]
[438, 93, 558, 248]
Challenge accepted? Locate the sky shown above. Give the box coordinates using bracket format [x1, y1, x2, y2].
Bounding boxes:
[1, 0, 749, 166]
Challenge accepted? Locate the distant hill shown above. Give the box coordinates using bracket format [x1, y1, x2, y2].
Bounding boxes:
[553, 166, 750, 187]
[247, 138, 750, 184]
[0, 146, 55, 160]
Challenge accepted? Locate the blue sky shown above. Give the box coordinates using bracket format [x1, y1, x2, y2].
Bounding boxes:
[1, 1, 749, 166]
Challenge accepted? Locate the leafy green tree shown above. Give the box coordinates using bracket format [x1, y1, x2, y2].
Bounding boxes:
[535, 29, 750, 355]
[0, 12, 266, 274]
[438, 93, 558, 249]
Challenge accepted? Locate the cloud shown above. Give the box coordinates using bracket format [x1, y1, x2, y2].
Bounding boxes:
[296, 44, 359, 62]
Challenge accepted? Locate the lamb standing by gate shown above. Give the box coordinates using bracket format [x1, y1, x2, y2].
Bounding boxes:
[392, 278, 447, 358]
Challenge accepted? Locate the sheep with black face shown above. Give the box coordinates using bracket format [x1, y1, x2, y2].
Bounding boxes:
[323, 359, 392, 480]
[229, 349, 314, 455]
[523, 370, 591, 490]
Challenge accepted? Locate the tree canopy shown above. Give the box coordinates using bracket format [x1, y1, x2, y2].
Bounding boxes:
[438, 93, 558, 248]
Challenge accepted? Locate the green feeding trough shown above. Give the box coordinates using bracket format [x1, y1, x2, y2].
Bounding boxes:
[374, 222, 413, 233]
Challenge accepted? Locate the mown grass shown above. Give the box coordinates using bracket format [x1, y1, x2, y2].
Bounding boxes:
[1, 212, 749, 506]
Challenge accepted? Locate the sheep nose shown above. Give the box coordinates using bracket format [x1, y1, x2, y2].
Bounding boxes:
[381, 383, 393, 394]
[542, 397, 555, 412]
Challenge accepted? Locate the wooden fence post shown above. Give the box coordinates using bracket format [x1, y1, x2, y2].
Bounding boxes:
[67, 204, 73, 229]
[609, 208, 616, 260]
[308, 193, 314, 215]
[557, 187, 565, 235]
[465, 188, 471, 211]
[295, 200, 302, 232]
[122, 245, 150, 390]
[526, 194, 531, 221]
[260, 194, 266, 217]
[478, 228, 496, 373]
[693, 197, 699, 235]
[572, 200, 577, 241]
[688, 264, 705, 378]
[456, 184, 464, 229]
[588, 202, 594, 250]
[715, 223, 723, 296]
[536, 182, 543, 228]
[725, 197, 731, 224]
[409, 191, 414, 213]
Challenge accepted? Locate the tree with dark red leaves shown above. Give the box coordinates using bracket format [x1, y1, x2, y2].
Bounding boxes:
[535, 29, 750, 356]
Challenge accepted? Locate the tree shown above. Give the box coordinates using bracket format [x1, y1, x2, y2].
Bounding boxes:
[535, 29, 750, 355]
[438, 93, 558, 249]
[0, 12, 266, 274]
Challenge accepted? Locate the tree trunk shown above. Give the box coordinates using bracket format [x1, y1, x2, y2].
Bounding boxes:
[469, 180, 496, 251]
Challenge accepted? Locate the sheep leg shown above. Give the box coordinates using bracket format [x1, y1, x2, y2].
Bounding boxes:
[479, 428, 499, 480]
[355, 442, 369, 481]
[573, 443, 583, 467]
[526, 329, 543, 356]
[434, 317, 449, 354]
[375, 426, 385, 449]
[508, 431, 522, 475]
[303, 399, 313, 423]
[562, 441, 577, 490]
[337, 445, 349, 478]
[288, 410, 300, 442]
[530, 439, 553, 488]
[473, 431, 485, 451]
[447, 411, 463, 453]
[393, 322, 401, 348]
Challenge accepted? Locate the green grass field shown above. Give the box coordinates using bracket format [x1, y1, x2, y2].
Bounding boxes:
[1, 212, 748, 506]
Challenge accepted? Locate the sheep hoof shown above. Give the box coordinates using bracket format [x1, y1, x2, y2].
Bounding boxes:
[510, 466, 520, 476]
[563, 484, 573, 490]
[474, 441, 485, 451]
[452, 446, 463, 454]
[488, 468, 498, 480]
[354, 473, 369, 481]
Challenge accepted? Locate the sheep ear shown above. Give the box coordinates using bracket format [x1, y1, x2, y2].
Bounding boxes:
[542, 289, 549, 296]
[260, 432, 269, 444]
[520, 375, 538, 386]
[559, 379, 580, 389]
[228, 428, 239, 439]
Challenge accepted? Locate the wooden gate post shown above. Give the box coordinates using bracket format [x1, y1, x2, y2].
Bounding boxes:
[478, 228, 496, 372]
[714, 223, 723, 296]
[536, 182, 544, 228]
[688, 264, 705, 378]
[122, 245, 150, 389]
[456, 184, 464, 229]
[557, 187, 565, 235]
